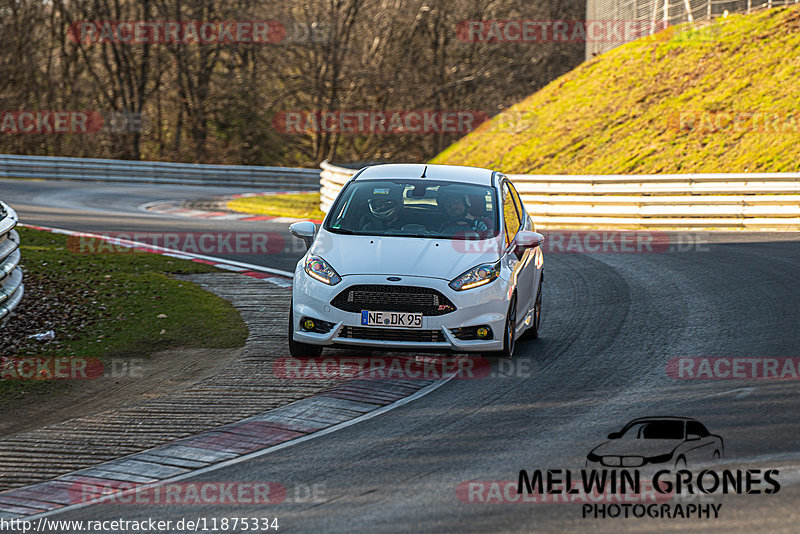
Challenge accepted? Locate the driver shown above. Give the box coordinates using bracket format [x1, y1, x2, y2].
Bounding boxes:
[437, 187, 489, 234]
[360, 184, 406, 231]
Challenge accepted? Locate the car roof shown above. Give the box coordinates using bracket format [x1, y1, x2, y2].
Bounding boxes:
[625, 416, 699, 424]
[354, 163, 497, 186]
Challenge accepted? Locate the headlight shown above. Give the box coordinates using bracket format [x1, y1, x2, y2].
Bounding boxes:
[304, 255, 341, 285]
[646, 453, 673, 464]
[587, 452, 600, 463]
[449, 261, 500, 291]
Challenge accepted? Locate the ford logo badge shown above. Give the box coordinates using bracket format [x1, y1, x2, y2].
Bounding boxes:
[387, 277, 402, 282]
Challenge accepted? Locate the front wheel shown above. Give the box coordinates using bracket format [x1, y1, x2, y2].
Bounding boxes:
[288, 305, 323, 358]
[482, 297, 516, 359]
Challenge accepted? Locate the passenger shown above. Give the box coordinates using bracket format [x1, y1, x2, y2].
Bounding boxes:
[437, 187, 489, 235]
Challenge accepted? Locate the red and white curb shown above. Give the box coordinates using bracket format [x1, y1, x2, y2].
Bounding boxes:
[142, 191, 322, 224]
[0, 376, 453, 519]
[20, 224, 294, 288]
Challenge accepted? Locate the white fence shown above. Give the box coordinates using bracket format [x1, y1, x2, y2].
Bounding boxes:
[585, 0, 799, 58]
[319, 161, 800, 229]
[0, 201, 23, 327]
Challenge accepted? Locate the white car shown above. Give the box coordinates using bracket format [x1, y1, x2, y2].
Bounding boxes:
[288, 163, 544, 358]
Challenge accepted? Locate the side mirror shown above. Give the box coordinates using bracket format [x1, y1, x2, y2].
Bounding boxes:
[687, 433, 701, 441]
[289, 221, 317, 250]
[607, 432, 621, 440]
[516, 231, 545, 249]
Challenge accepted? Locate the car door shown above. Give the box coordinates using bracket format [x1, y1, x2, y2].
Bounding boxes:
[507, 180, 542, 315]
[684, 421, 719, 463]
[501, 179, 535, 325]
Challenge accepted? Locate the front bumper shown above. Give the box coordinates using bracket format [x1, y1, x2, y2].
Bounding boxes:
[292, 271, 510, 353]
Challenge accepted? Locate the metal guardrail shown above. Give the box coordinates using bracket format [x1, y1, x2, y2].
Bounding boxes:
[0, 201, 23, 327]
[319, 161, 800, 229]
[0, 154, 319, 189]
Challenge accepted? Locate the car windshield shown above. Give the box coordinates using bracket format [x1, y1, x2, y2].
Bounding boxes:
[620, 420, 684, 440]
[324, 179, 499, 239]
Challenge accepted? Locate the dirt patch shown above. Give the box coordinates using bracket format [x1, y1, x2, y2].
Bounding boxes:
[1, 263, 97, 359]
[0, 345, 243, 436]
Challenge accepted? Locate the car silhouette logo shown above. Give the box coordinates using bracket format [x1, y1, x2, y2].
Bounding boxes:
[586, 416, 724, 470]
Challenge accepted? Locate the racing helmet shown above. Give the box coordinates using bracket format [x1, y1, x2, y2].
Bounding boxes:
[367, 184, 403, 221]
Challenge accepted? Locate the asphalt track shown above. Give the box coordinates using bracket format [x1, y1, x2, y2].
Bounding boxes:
[0, 179, 304, 272]
[2, 178, 800, 533]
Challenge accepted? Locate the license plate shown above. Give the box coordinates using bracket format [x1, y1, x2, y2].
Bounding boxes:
[361, 310, 423, 328]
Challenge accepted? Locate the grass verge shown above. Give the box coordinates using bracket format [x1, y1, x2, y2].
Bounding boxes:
[227, 192, 325, 221]
[433, 6, 800, 174]
[1, 227, 248, 396]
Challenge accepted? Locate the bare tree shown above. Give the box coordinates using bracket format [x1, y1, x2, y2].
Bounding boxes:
[0, 0, 585, 164]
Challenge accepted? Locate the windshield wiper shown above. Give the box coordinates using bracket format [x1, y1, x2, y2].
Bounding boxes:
[387, 233, 439, 238]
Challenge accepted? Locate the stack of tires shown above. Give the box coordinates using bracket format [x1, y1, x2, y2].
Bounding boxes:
[0, 200, 23, 327]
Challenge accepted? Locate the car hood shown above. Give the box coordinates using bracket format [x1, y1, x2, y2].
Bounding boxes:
[310, 230, 502, 280]
[591, 439, 682, 458]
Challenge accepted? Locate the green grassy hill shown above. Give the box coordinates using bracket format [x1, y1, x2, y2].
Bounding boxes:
[432, 6, 800, 174]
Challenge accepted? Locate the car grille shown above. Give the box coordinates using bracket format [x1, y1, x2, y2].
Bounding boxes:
[601, 456, 645, 467]
[331, 285, 456, 316]
[340, 326, 446, 343]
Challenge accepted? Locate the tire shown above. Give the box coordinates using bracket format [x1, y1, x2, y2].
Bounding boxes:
[675, 456, 687, 470]
[288, 305, 323, 359]
[482, 296, 516, 359]
[521, 275, 543, 340]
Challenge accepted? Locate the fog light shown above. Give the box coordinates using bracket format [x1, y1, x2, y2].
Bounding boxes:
[476, 327, 489, 338]
[303, 319, 315, 331]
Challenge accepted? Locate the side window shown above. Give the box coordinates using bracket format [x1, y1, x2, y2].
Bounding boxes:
[502, 182, 521, 246]
[687, 421, 709, 437]
[507, 182, 528, 230]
